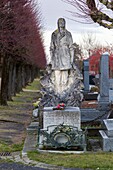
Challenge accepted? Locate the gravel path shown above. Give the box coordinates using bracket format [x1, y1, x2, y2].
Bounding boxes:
[0, 163, 48, 170]
[0, 162, 91, 170]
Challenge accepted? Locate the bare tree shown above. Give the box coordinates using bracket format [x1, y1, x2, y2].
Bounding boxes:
[76, 32, 102, 59]
[72, 43, 83, 70]
[63, 0, 113, 29]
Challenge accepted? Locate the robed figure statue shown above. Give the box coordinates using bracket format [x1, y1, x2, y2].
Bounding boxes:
[50, 18, 73, 70]
[40, 18, 83, 106]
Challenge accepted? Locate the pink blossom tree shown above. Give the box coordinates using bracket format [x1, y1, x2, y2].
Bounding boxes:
[0, 0, 46, 105]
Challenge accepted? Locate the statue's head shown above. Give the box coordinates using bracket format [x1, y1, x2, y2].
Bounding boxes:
[57, 18, 66, 29]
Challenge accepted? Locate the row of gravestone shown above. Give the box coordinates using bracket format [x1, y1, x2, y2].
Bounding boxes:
[32, 52, 113, 152]
[83, 52, 113, 151]
[83, 52, 113, 107]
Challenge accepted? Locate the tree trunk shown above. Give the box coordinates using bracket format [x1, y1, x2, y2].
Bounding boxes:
[21, 65, 26, 87]
[11, 63, 16, 96]
[0, 56, 10, 105]
[7, 61, 14, 101]
[25, 65, 31, 85]
[16, 64, 22, 93]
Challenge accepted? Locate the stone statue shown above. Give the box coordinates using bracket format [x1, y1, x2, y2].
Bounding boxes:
[40, 18, 83, 107]
[50, 18, 74, 70]
[49, 18, 75, 93]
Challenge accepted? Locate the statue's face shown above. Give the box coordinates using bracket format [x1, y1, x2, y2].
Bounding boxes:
[58, 18, 65, 29]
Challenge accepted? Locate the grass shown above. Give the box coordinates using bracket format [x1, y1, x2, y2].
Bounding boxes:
[28, 151, 113, 169]
[24, 78, 41, 90]
[0, 158, 14, 163]
[0, 141, 24, 152]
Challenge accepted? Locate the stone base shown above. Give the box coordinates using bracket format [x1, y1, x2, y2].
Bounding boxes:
[99, 130, 113, 151]
[98, 102, 110, 111]
[83, 92, 98, 100]
[38, 107, 87, 151]
[38, 125, 87, 151]
[22, 122, 39, 154]
[103, 119, 113, 137]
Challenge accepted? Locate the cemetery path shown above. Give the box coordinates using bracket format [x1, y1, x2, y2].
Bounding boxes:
[0, 87, 41, 145]
[0, 162, 86, 170]
[0, 162, 46, 170]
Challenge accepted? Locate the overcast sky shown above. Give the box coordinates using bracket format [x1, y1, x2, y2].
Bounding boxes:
[38, 0, 101, 32]
[38, 0, 113, 58]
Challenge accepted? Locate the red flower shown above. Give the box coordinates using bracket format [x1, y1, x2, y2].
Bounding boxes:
[60, 103, 65, 107]
[57, 104, 61, 109]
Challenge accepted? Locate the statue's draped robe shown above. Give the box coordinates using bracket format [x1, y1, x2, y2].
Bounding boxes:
[50, 29, 73, 71]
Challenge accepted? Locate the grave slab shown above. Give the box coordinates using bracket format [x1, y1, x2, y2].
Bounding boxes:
[103, 119, 113, 137]
[99, 130, 113, 151]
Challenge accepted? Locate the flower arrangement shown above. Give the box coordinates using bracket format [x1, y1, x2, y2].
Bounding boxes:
[53, 103, 66, 110]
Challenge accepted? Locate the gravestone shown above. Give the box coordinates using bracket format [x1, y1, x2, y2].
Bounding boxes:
[38, 107, 87, 151]
[99, 119, 113, 151]
[83, 59, 89, 92]
[43, 107, 81, 131]
[37, 18, 86, 151]
[98, 52, 110, 110]
[109, 79, 113, 103]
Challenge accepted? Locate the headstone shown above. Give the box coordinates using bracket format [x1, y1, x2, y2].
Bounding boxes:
[99, 119, 113, 151]
[38, 107, 87, 151]
[43, 107, 81, 132]
[109, 79, 113, 90]
[83, 59, 89, 92]
[109, 79, 113, 103]
[109, 90, 113, 103]
[98, 52, 109, 110]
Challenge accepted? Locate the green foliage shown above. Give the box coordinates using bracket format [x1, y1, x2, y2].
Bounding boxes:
[28, 151, 113, 169]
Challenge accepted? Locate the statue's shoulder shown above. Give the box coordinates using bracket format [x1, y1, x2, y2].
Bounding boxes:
[52, 29, 59, 36]
[65, 29, 72, 36]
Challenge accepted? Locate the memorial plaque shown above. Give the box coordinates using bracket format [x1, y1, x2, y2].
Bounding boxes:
[43, 107, 81, 132]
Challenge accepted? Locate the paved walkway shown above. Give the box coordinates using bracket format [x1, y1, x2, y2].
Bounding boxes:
[0, 162, 45, 170]
[0, 152, 91, 170]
